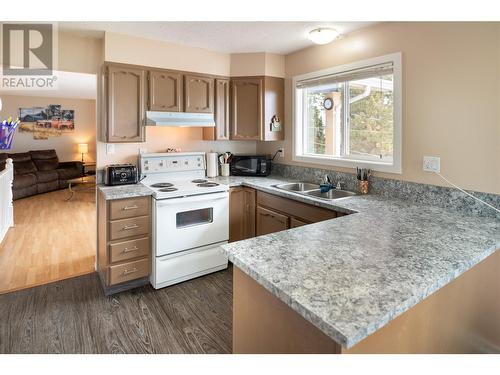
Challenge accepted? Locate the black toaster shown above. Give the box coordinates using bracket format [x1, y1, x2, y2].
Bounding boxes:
[104, 164, 138, 186]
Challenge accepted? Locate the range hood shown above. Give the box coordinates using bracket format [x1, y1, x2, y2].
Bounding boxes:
[146, 111, 215, 127]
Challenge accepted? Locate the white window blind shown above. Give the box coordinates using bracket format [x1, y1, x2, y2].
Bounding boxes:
[295, 62, 394, 89]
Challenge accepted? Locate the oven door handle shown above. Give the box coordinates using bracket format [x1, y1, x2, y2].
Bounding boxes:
[156, 191, 229, 207]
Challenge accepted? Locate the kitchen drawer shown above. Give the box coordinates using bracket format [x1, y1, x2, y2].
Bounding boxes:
[108, 257, 149, 285]
[109, 215, 150, 241]
[109, 197, 150, 220]
[109, 236, 150, 263]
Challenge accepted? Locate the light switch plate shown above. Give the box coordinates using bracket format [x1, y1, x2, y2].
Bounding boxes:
[106, 144, 115, 155]
[423, 156, 440, 173]
[139, 148, 147, 154]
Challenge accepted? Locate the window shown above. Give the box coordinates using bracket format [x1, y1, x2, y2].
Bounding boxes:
[293, 53, 402, 173]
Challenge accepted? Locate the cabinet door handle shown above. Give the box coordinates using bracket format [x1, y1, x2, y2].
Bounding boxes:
[261, 213, 277, 219]
[123, 267, 138, 275]
[123, 205, 138, 210]
[122, 224, 139, 230]
[123, 246, 138, 253]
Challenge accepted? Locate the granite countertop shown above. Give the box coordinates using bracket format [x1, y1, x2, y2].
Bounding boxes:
[96, 175, 500, 348]
[97, 183, 153, 200]
[215, 175, 500, 349]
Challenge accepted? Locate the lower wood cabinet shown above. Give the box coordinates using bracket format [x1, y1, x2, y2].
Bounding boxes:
[290, 217, 310, 228]
[256, 206, 289, 236]
[255, 191, 340, 236]
[229, 187, 345, 240]
[98, 192, 152, 295]
[108, 258, 150, 285]
[109, 236, 150, 263]
[229, 187, 256, 242]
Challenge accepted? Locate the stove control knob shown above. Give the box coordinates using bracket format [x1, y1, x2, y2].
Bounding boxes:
[145, 166, 149, 171]
[185, 161, 188, 165]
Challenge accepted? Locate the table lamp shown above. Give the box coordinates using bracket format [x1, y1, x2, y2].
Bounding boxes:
[77, 143, 88, 163]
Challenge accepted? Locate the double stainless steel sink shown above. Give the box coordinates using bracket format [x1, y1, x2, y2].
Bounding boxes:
[273, 182, 357, 200]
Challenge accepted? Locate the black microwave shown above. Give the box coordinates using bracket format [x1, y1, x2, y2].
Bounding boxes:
[230, 155, 271, 177]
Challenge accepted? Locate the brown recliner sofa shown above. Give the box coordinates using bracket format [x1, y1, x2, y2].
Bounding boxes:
[0, 150, 83, 200]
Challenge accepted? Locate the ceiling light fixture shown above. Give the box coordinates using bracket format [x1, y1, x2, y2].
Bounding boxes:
[308, 28, 339, 45]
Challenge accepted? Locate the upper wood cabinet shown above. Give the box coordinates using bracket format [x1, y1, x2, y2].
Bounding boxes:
[229, 186, 256, 242]
[203, 78, 230, 141]
[148, 70, 183, 112]
[231, 78, 262, 140]
[184, 74, 215, 113]
[105, 64, 146, 143]
[231, 76, 284, 141]
[262, 76, 285, 141]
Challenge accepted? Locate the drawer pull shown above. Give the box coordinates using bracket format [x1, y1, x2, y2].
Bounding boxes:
[123, 205, 139, 210]
[122, 224, 139, 230]
[123, 246, 138, 253]
[123, 267, 138, 275]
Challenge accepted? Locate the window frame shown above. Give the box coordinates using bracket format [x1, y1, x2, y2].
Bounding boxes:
[292, 52, 402, 174]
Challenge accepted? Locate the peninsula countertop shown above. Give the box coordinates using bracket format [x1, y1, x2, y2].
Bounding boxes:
[214, 175, 500, 349]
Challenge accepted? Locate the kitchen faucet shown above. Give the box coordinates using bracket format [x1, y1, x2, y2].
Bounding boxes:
[323, 174, 333, 185]
[322, 174, 343, 190]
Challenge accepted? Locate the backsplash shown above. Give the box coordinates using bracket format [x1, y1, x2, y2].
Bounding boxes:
[272, 163, 500, 220]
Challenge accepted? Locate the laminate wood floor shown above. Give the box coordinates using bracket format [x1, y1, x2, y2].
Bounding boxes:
[0, 189, 96, 294]
[0, 267, 233, 353]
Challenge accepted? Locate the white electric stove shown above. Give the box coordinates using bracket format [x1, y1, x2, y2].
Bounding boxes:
[139, 152, 229, 289]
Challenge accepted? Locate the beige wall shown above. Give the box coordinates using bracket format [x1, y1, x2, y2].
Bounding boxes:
[257, 22, 500, 195]
[58, 31, 103, 74]
[0, 95, 96, 163]
[104, 32, 231, 76]
[230, 53, 285, 77]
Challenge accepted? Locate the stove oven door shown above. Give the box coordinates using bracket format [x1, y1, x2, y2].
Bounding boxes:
[154, 191, 229, 257]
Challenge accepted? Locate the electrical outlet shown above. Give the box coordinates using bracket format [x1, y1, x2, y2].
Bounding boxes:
[139, 148, 148, 154]
[106, 144, 115, 155]
[423, 156, 440, 173]
[278, 147, 285, 158]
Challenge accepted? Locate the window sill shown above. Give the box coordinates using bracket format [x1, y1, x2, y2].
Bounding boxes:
[292, 154, 402, 174]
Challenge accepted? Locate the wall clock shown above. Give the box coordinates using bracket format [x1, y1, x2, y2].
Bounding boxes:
[323, 98, 334, 110]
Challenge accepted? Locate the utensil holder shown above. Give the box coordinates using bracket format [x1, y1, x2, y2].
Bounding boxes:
[358, 180, 369, 194]
[220, 163, 230, 177]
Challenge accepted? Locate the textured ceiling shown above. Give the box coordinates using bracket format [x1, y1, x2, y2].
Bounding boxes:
[59, 21, 376, 55]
